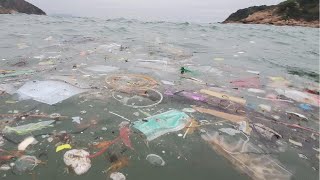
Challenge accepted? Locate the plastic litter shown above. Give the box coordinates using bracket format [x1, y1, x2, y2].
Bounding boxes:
[213, 57, 224, 61]
[18, 136, 37, 151]
[107, 157, 129, 173]
[161, 80, 175, 86]
[286, 111, 308, 121]
[0, 136, 4, 147]
[0, 70, 34, 78]
[119, 124, 134, 150]
[219, 128, 240, 136]
[0, 24, 318, 180]
[106, 74, 158, 93]
[92, 140, 113, 149]
[182, 108, 196, 113]
[180, 67, 194, 74]
[178, 91, 206, 102]
[0, 84, 17, 95]
[299, 104, 313, 111]
[0, 164, 11, 171]
[275, 89, 319, 107]
[202, 130, 292, 180]
[252, 123, 282, 140]
[72, 116, 83, 124]
[112, 89, 163, 108]
[258, 104, 272, 112]
[3, 120, 55, 135]
[269, 76, 287, 82]
[110, 172, 126, 180]
[247, 88, 265, 94]
[13, 156, 40, 175]
[298, 153, 308, 159]
[183, 118, 199, 138]
[230, 77, 260, 88]
[289, 139, 303, 147]
[237, 121, 251, 134]
[38, 60, 54, 65]
[200, 89, 246, 105]
[133, 110, 190, 141]
[146, 154, 165, 166]
[17, 80, 87, 105]
[193, 106, 246, 123]
[85, 65, 119, 73]
[56, 144, 72, 152]
[246, 70, 260, 74]
[63, 149, 91, 175]
[109, 111, 131, 122]
[44, 36, 53, 41]
[88, 137, 121, 159]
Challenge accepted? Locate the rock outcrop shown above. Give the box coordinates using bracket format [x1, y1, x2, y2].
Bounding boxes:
[224, 0, 319, 28]
[0, 0, 46, 15]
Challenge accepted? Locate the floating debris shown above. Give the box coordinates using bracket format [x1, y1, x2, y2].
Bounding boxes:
[110, 172, 126, 180]
[289, 139, 303, 147]
[18, 136, 37, 151]
[107, 157, 129, 173]
[63, 149, 91, 175]
[219, 128, 240, 136]
[146, 154, 165, 166]
[133, 110, 190, 141]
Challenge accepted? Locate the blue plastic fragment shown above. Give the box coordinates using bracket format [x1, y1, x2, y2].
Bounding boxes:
[299, 104, 313, 111]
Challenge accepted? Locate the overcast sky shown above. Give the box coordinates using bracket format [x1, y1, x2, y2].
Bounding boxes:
[27, 0, 283, 22]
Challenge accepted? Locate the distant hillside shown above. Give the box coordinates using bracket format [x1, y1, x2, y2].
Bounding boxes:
[0, 0, 46, 15]
[224, 0, 319, 28]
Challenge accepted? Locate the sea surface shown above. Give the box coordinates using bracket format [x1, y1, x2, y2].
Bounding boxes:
[0, 14, 319, 180]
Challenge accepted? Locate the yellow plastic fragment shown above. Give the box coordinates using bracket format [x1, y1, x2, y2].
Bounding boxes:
[5, 100, 17, 104]
[56, 144, 72, 152]
[269, 76, 286, 81]
[213, 57, 224, 61]
[200, 89, 246, 105]
[192, 106, 246, 123]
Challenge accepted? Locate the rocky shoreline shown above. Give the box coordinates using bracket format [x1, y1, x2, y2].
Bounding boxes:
[0, 0, 45, 15]
[224, 1, 319, 28]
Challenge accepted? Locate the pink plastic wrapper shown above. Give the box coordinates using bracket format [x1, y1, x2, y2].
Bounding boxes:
[180, 91, 206, 102]
[119, 126, 134, 150]
[230, 77, 260, 88]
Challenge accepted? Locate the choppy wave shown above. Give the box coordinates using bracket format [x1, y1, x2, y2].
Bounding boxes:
[0, 14, 318, 78]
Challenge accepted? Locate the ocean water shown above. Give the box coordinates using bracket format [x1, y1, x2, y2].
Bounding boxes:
[0, 14, 319, 180]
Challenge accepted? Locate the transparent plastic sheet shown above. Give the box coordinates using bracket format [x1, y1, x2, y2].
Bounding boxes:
[17, 80, 87, 105]
[275, 89, 319, 107]
[13, 156, 39, 175]
[84, 65, 119, 73]
[112, 89, 163, 108]
[3, 120, 55, 135]
[146, 154, 165, 166]
[201, 129, 292, 180]
[132, 110, 190, 141]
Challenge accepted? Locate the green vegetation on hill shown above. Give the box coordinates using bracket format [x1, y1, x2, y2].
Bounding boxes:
[223, 5, 272, 22]
[277, 0, 319, 21]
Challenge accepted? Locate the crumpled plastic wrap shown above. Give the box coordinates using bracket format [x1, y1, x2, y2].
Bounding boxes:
[201, 129, 292, 180]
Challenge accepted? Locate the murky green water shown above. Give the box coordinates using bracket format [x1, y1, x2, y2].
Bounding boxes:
[0, 14, 319, 180]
